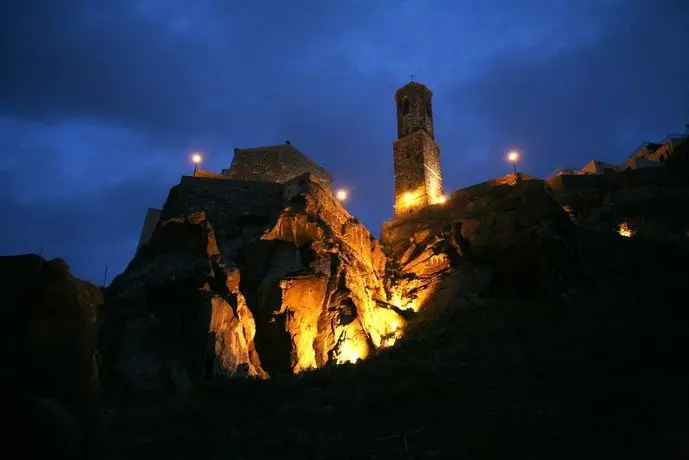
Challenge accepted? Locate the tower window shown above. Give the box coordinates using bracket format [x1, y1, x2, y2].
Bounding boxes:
[401, 97, 410, 115]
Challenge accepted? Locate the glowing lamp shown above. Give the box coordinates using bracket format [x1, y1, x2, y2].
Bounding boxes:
[436, 195, 447, 204]
[191, 152, 203, 176]
[507, 150, 520, 174]
[403, 192, 414, 204]
[335, 188, 349, 201]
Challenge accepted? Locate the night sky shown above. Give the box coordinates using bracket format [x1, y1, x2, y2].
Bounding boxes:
[1, 0, 688, 284]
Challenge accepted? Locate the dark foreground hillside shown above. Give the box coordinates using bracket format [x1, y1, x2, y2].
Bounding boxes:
[94, 234, 689, 459]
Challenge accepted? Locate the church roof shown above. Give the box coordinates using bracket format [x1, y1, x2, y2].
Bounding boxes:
[395, 81, 433, 99]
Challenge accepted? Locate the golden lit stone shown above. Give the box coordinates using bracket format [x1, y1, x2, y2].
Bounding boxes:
[337, 337, 368, 364]
[617, 221, 633, 237]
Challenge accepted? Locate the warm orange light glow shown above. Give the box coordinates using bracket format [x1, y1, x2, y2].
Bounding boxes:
[335, 189, 349, 201]
[391, 320, 399, 332]
[403, 192, 414, 204]
[191, 153, 202, 164]
[507, 151, 519, 163]
[389, 292, 419, 312]
[435, 195, 447, 204]
[338, 339, 365, 364]
[617, 221, 633, 237]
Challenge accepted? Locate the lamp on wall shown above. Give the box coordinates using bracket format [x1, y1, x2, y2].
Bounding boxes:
[191, 152, 202, 176]
[507, 150, 520, 174]
[335, 188, 349, 201]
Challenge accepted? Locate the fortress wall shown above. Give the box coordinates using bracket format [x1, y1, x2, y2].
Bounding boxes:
[449, 173, 543, 207]
[136, 208, 163, 250]
[546, 174, 607, 194]
[224, 146, 333, 190]
[193, 168, 228, 179]
[282, 173, 326, 202]
[162, 176, 284, 222]
[546, 166, 674, 196]
[286, 174, 384, 275]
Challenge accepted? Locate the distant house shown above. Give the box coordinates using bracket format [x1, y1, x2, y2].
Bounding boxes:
[550, 127, 688, 178]
[579, 160, 618, 175]
[619, 156, 661, 171]
[550, 167, 581, 176]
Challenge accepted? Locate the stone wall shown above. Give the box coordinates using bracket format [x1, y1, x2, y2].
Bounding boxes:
[395, 82, 434, 139]
[193, 168, 228, 179]
[393, 130, 443, 216]
[223, 144, 333, 190]
[136, 208, 162, 250]
[452, 173, 542, 205]
[545, 165, 681, 195]
[162, 176, 284, 222]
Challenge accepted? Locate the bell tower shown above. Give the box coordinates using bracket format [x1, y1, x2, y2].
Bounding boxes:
[392, 81, 444, 217]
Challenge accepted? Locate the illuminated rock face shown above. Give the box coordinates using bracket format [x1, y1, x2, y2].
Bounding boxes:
[101, 175, 405, 392]
[103, 173, 610, 393]
[382, 175, 586, 306]
[237, 180, 403, 374]
[100, 212, 267, 393]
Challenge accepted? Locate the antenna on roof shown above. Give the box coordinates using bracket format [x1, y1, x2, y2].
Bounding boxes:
[285, 140, 291, 146]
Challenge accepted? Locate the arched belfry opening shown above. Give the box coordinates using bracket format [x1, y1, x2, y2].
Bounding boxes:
[392, 81, 444, 217]
[401, 97, 410, 115]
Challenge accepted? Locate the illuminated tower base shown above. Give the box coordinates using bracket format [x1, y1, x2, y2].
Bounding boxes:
[392, 81, 444, 217]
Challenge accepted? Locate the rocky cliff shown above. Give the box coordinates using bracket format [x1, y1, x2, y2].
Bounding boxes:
[2, 155, 687, 457]
[382, 155, 689, 316]
[99, 174, 405, 395]
[0, 255, 102, 458]
[100, 157, 689, 398]
[0, 255, 102, 408]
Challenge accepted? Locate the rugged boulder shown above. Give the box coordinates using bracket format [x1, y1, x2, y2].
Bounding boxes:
[383, 162, 689, 310]
[0, 255, 102, 410]
[100, 174, 405, 396]
[0, 255, 102, 458]
[382, 174, 592, 304]
[547, 164, 689, 245]
[99, 212, 266, 397]
[100, 161, 689, 398]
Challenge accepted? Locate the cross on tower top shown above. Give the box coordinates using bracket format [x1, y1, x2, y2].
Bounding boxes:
[409, 74, 415, 82]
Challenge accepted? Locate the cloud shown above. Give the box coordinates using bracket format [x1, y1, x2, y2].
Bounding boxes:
[0, 0, 687, 283]
[439, 0, 689, 180]
[0, 119, 179, 281]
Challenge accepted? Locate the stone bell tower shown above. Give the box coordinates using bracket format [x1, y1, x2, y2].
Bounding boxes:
[392, 80, 444, 217]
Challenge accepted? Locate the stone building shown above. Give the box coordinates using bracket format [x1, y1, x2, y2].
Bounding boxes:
[221, 143, 332, 189]
[550, 127, 688, 177]
[136, 143, 332, 250]
[392, 81, 445, 217]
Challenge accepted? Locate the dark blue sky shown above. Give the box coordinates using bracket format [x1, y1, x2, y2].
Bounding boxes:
[1, 0, 688, 284]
